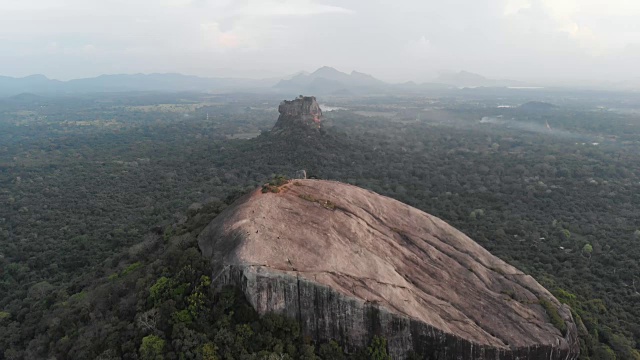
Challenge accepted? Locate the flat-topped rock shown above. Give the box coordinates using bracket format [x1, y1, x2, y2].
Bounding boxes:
[272, 96, 322, 133]
[198, 179, 579, 359]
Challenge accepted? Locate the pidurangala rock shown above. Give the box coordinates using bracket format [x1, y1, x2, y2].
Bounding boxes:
[272, 96, 322, 133]
[198, 180, 580, 359]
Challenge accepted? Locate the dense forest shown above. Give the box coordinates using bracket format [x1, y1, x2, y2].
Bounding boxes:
[1, 91, 639, 359]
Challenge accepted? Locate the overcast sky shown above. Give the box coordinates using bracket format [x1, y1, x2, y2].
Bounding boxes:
[1, 0, 639, 83]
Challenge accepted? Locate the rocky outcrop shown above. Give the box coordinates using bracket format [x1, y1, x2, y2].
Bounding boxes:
[198, 180, 580, 359]
[272, 96, 322, 133]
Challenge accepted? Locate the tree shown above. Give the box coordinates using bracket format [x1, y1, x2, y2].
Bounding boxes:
[365, 336, 391, 360]
[318, 341, 345, 360]
[140, 335, 165, 360]
[583, 243, 593, 258]
[200, 343, 219, 360]
[592, 344, 616, 360]
[136, 308, 160, 333]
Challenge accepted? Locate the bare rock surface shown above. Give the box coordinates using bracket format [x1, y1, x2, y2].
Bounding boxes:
[272, 96, 322, 132]
[198, 179, 579, 359]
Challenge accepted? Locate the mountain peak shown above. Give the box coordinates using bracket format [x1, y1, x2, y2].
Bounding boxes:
[435, 70, 488, 85]
[275, 67, 386, 94]
[311, 66, 343, 76]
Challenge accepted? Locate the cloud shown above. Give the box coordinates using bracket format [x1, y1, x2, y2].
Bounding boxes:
[235, 0, 352, 17]
[504, 0, 532, 16]
[406, 36, 433, 58]
[218, 33, 240, 48]
[196, 1, 353, 53]
[0, 0, 639, 83]
[560, 22, 603, 54]
[538, 0, 640, 52]
[0, 0, 67, 11]
[163, 0, 195, 7]
[201, 22, 242, 49]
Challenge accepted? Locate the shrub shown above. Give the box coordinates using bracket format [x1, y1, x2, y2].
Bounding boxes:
[539, 298, 567, 335]
[270, 175, 288, 187]
[149, 276, 172, 303]
[298, 194, 316, 202]
[318, 341, 346, 360]
[262, 175, 290, 193]
[365, 336, 391, 360]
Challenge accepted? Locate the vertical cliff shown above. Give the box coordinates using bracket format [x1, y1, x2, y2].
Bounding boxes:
[198, 180, 580, 359]
[213, 265, 578, 360]
[272, 96, 323, 133]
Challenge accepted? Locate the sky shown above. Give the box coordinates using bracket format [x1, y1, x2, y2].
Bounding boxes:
[1, 0, 640, 84]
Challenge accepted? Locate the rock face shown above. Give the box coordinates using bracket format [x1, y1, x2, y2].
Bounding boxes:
[272, 96, 322, 133]
[198, 180, 580, 359]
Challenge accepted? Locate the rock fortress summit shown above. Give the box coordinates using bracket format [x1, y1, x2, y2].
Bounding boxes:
[271, 95, 323, 134]
[197, 97, 580, 359]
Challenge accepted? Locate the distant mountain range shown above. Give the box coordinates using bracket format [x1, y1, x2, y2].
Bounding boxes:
[0, 73, 275, 96]
[0, 67, 532, 97]
[433, 71, 526, 88]
[274, 66, 388, 95]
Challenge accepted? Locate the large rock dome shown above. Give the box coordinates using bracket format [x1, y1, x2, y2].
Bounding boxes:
[198, 179, 580, 359]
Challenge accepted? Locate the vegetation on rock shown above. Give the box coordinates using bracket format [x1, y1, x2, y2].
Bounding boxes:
[262, 175, 289, 193]
[297, 193, 336, 210]
[539, 298, 568, 335]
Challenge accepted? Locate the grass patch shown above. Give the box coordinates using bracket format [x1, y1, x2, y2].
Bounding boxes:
[500, 289, 516, 300]
[298, 194, 336, 210]
[298, 194, 316, 202]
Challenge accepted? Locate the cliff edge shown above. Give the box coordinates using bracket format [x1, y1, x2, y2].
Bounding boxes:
[198, 180, 580, 359]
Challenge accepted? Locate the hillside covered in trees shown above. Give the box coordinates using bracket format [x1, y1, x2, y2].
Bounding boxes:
[1, 91, 640, 359]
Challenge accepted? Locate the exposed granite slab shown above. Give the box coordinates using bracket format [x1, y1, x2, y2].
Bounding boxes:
[198, 179, 580, 359]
